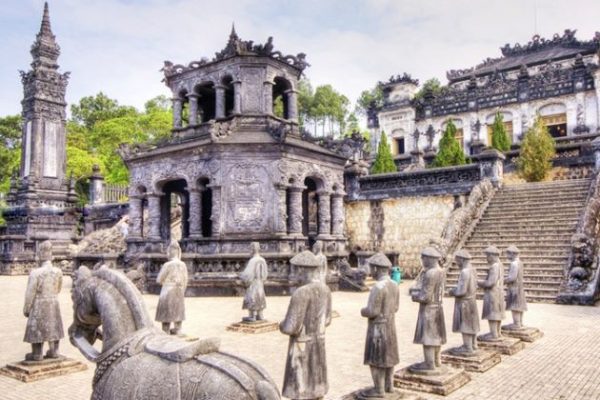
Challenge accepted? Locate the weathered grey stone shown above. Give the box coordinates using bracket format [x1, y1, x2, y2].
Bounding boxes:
[155, 240, 188, 335]
[280, 250, 332, 400]
[240, 242, 268, 322]
[477, 246, 505, 341]
[440, 348, 501, 373]
[504, 246, 528, 329]
[313, 240, 328, 283]
[69, 265, 280, 400]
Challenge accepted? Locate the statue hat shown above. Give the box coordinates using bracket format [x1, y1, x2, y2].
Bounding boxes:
[367, 252, 392, 268]
[290, 250, 319, 268]
[506, 245, 520, 254]
[454, 249, 472, 260]
[421, 246, 441, 258]
[484, 245, 500, 255]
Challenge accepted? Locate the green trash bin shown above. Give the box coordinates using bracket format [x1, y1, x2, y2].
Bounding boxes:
[391, 266, 402, 284]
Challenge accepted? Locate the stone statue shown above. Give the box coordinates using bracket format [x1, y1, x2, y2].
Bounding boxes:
[504, 245, 527, 329]
[69, 266, 280, 400]
[23, 240, 64, 361]
[126, 263, 146, 293]
[409, 247, 446, 372]
[478, 246, 505, 340]
[156, 240, 188, 335]
[240, 242, 268, 322]
[280, 250, 332, 400]
[448, 250, 480, 354]
[360, 252, 399, 398]
[313, 240, 328, 283]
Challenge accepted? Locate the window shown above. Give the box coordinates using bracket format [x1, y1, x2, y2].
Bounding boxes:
[396, 137, 405, 154]
[542, 114, 567, 138]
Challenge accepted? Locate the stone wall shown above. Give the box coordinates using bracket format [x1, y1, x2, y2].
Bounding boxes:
[345, 195, 454, 277]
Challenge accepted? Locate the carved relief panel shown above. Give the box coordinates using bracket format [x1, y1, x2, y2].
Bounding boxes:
[241, 67, 265, 113]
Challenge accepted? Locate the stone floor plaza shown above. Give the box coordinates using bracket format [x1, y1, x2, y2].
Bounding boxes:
[0, 276, 598, 400]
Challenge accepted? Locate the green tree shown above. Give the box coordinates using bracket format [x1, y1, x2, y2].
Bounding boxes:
[356, 85, 383, 116]
[432, 120, 466, 167]
[0, 115, 22, 194]
[414, 78, 442, 100]
[516, 116, 556, 182]
[71, 92, 137, 129]
[490, 112, 511, 152]
[371, 133, 397, 174]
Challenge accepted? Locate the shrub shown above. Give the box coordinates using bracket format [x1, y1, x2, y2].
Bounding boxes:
[371, 132, 397, 174]
[516, 116, 556, 182]
[431, 120, 466, 167]
[490, 112, 511, 152]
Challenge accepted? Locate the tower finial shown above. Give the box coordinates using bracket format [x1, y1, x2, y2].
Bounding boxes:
[41, 2, 52, 36]
[230, 22, 238, 39]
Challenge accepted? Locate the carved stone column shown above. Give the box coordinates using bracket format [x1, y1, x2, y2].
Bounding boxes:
[317, 190, 331, 238]
[147, 193, 162, 240]
[209, 184, 221, 237]
[233, 81, 242, 115]
[188, 94, 199, 125]
[287, 185, 303, 236]
[275, 184, 288, 235]
[128, 195, 143, 239]
[330, 192, 345, 236]
[172, 98, 183, 128]
[263, 81, 274, 115]
[88, 164, 104, 205]
[188, 188, 202, 238]
[215, 85, 226, 119]
[285, 89, 298, 123]
[595, 70, 600, 131]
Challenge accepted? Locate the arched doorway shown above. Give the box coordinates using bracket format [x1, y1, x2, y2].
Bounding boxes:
[222, 76, 235, 117]
[195, 82, 216, 122]
[198, 177, 212, 237]
[160, 179, 189, 241]
[273, 77, 291, 119]
[302, 177, 319, 246]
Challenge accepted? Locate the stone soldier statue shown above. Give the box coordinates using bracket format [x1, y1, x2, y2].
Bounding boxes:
[240, 242, 268, 322]
[504, 245, 527, 329]
[313, 240, 328, 284]
[155, 240, 188, 335]
[23, 240, 64, 361]
[410, 246, 446, 372]
[478, 245, 505, 340]
[360, 252, 399, 398]
[280, 250, 332, 400]
[448, 249, 480, 354]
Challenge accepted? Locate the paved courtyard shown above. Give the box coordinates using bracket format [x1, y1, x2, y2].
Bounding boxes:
[0, 275, 599, 400]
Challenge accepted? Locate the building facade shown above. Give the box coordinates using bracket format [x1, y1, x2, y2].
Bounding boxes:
[373, 30, 600, 159]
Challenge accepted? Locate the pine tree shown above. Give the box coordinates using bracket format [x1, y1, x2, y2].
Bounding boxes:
[431, 120, 466, 167]
[371, 133, 397, 174]
[516, 116, 556, 182]
[491, 112, 511, 152]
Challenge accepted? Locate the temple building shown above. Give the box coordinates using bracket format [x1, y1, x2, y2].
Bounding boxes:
[120, 28, 352, 295]
[372, 30, 600, 159]
[0, 3, 78, 274]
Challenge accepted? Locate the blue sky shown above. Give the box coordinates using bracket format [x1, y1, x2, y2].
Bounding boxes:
[0, 0, 599, 116]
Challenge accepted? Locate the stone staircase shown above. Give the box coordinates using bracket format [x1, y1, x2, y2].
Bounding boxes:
[445, 178, 592, 303]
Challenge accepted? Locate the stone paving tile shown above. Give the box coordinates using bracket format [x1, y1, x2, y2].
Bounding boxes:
[0, 276, 598, 399]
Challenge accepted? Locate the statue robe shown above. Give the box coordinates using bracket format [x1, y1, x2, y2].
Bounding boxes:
[413, 266, 446, 346]
[155, 259, 188, 323]
[505, 258, 527, 312]
[315, 253, 328, 284]
[362, 276, 399, 368]
[23, 261, 64, 343]
[452, 266, 480, 334]
[280, 280, 332, 400]
[481, 261, 505, 321]
[240, 254, 268, 312]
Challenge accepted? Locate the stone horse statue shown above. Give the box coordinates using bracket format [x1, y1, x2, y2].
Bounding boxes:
[69, 265, 280, 400]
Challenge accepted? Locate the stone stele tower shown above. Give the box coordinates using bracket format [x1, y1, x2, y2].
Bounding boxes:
[121, 27, 351, 295]
[0, 3, 78, 274]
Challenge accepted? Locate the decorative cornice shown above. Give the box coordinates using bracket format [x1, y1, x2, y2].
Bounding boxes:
[379, 73, 419, 87]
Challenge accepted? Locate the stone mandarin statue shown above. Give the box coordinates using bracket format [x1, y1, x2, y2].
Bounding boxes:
[312, 240, 328, 283]
[504, 245, 527, 329]
[280, 250, 332, 400]
[155, 240, 188, 335]
[23, 240, 64, 361]
[409, 246, 447, 372]
[448, 250, 480, 355]
[240, 242, 268, 322]
[360, 252, 399, 398]
[478, 246, 505, 340]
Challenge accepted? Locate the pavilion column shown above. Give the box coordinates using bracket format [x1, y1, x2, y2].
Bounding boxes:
[287, 186, 303, 236]
[187, 94, 199, 125]
[330, 192, 345, 237]
[275, 184, 288, 235]
[233, 81, 242, 115]
[595, 71, 600, 130]
[172, 98, 183, 129]
[215, 85, 226, 119]
[128, 195, 143, 239]
[286, 89, 298, 122]
[263, 81, 274, 115]
[147, 193, 162, 240]
[188, 188, 202, 238]
[209, 184, 221, 237]
[317, 190, 331, 238]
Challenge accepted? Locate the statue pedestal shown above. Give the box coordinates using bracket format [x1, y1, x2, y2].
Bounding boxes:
[0, 356, 87, 382]
[173, 333, 199, 342]
[501, 325, 544, 342]
[477, 334, 525, 355]
[342, 388, 426, 400]
[226, 320, 279, 334]
[441, 347, 501, 372]
[393, 364, 470, 396]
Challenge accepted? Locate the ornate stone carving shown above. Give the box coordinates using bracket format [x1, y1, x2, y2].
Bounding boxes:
[224, 163, 270, 233]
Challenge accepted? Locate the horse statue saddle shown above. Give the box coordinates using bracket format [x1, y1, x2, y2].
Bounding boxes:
[144, 334, 220, 363]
